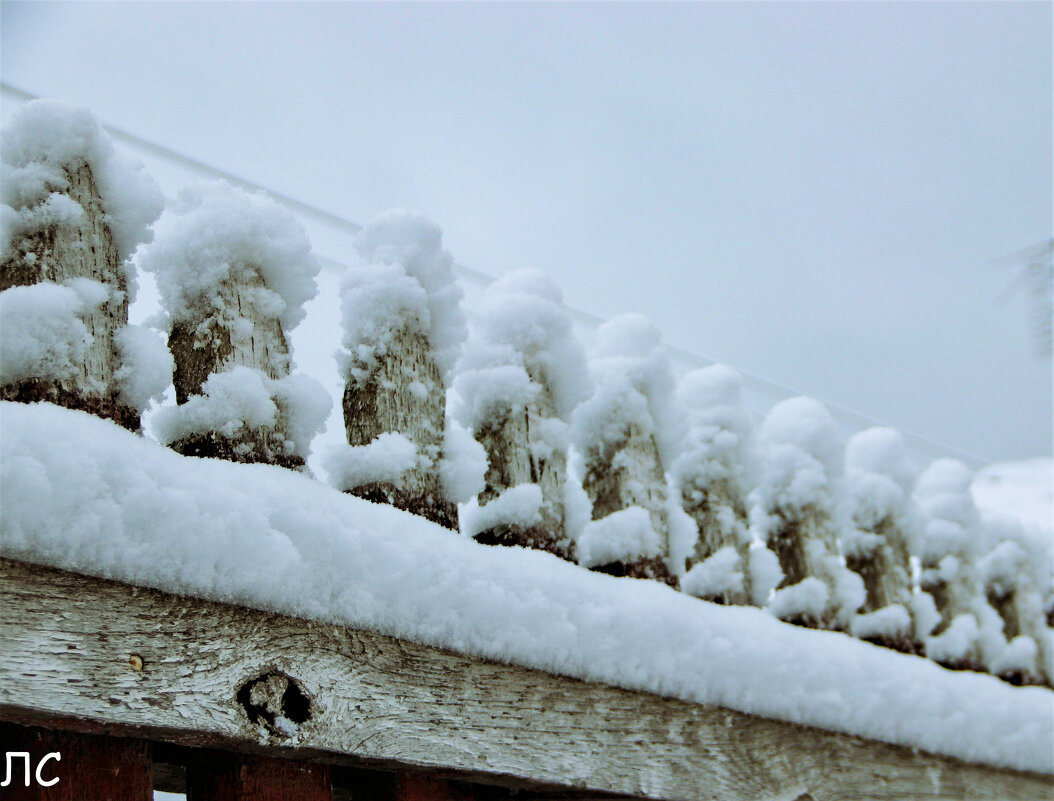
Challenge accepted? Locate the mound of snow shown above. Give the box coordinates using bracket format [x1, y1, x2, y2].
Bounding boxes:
[0, 279, 109, 386]
[2, 99, 163, 264]
[138, 179, 320, 332]
[0, 401, 1050, 775]
[345, 209, 466, 383]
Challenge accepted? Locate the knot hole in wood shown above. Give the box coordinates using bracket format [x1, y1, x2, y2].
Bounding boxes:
[236, 670, 312, 738]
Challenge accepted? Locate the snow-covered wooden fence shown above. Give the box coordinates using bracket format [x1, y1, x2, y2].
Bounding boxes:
[2, 558, 1052, 801]
[2, 98, 1053, 799]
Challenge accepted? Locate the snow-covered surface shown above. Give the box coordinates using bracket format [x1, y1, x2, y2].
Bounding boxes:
[439, 417, 487, 504]
[671, 365, 757, 501]
[841, 427, 919, 565]
[340, 209, 467, 385]
[138, 179, 319, 332]
[850, 604, 912, 640]
[453, 269, 590, 428]
[1, 401, 1050, 775]
[752, 397, 844, 535]
[0, 279, 109, 386]
[153, 366, 331, 460]
[112, 324, 172, 410]
[1, 99, 163, 264]
[460, 483, 544, 539]
[324, 432, 420, 492]
[572, 313, 682, 469]
[915, 458, 981, 561]
[681, 546, 744, 598]
[576, 506, 662, 568]
[972, 457, 1053, 535]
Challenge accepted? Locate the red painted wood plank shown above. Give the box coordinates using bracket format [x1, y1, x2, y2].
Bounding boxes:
[186, 753, 331, 801]
[0, 725, 152, 801]
[395, 774, 473, 801]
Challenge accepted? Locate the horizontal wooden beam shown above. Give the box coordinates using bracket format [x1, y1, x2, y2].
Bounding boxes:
[0, 558, 1050, 801]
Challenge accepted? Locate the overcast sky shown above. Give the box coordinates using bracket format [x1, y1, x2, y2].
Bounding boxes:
[2, 2, 1051, 463]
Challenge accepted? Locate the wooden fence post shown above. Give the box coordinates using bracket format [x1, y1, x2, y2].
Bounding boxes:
[978, 536, 1051, 686]
[453, 270, 589, 559]
[140, 180, 328, 470]
[841, 428, 920, 653]
[0, 725, 152, 801]
[572, 314, 678, 586]
[755, 397, 858, 630]
[333, 210, 465, 529]
[913, 459, 989, 671]
[672, 365, 756, 605]
[0, 100, 163, 431]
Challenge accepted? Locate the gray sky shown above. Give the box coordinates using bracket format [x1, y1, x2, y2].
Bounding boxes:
[2, 1, 1051, 463]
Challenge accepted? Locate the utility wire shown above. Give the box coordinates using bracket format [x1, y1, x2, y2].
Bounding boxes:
[1, 81, 993, 467]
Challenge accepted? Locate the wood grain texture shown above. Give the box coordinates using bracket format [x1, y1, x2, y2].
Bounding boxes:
[0, 162, 138, 431]
[167, 265, 303, 470]
[766, 504, 844, 630]
[845, 517, 913, 617]
[473, 381, 573, 560]
[0, 725, 152, 801]
[680, 477, 752, 606]
[341, 327, 456, 529]
[581, 422, 676, 587]
[1, 558, 1050, 801]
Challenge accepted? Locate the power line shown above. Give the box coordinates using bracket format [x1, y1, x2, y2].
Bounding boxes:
[1, 81, 992, 467]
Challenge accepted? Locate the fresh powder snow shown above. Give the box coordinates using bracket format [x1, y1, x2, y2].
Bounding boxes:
[0, 279, 110, 387]
[343, 209, 467, 386]
[137, 179, 330, 458]
[2, 98, 163, 267]
[138, 179, 320, 335]
[574, 313, 683, 470]
[1, 401, 1049, 775]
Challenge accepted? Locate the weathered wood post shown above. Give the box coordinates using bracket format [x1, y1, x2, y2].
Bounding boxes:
[841, 427, 921, 653]
[140, 180, 330, 469]
[671, 365, 756, 605]
[330, 210, 466, 529]
[571, 314, 679, 586]
[452, 270, 590, 559]
[0, 99, 166, 430]
[753, 397, 861, 630]
[912, 458, 991, 671]
[977, 528, 1052, 686]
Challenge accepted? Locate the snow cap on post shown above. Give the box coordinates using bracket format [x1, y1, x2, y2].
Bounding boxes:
[842, 427, 920, 653]
[349, 209, 466, 384]
[753, 396, 861, 629]
[570, 313, 679, 586]
[672, 364, 757, 605]
[140, 179, 329, 469]
[333, 209, 465, 529]
[451, 269, 590, 558]
[1, 99, 165, 429]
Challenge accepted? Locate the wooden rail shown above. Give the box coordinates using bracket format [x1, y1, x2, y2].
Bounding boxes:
[1, 558, 1050, 800]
